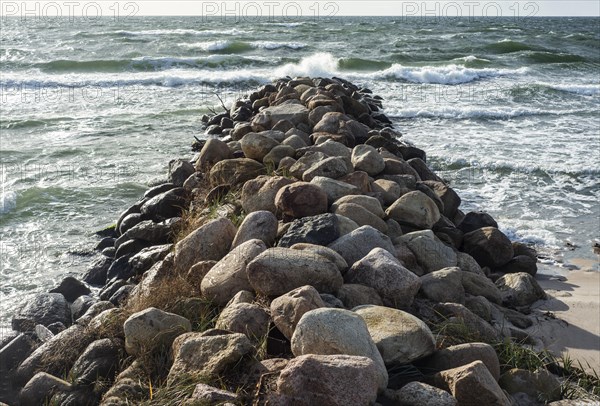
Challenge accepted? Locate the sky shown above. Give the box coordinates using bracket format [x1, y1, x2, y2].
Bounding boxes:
[1, 1, 599, 17]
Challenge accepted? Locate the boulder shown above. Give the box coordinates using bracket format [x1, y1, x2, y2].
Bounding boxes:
[498, 368, 561, 401]
[123, 307, 191, 356]
[49, 277, 91, 302]
[337, 284, 383, 308]
[402, 230, 458, 273]
[168, 332, 254, 383]
[328, 225, 395, 267]
[302, 156, 350, 181]
[271, 285, 326, 340]
[372, 178, 405, 206]
[19, 372, 71, 405]
[433, 361, 511, 406]
[331, 194, 385, 219]
[173, 217, 236, 273]
[333, 202, 388, 233]
[420, 267, 465, 304]
[461, 271, 503, 304]
[395, 382, 457, 406]
[290, 243, 348, 272]
[423, 181, 461, 219]
[255, 103, 309, 127]
[69, 338, 121, 386]
[240, 132, 280, 161]
[434, 303, 501, 343]
[129, 244, 172, 274]
[231, 210, 278, 248]
[241, 175, 295, 214]
[495, 272, 546, 307]
[215, 303, 270, 339]
[140, 187, 186, 220]
[12, 293, 71, 332]
[351, 144, 385, 176]
[278, 213, 340, 247]
[247, 248, 343, 297]
[188, 383, 238, 404]
[456, 252, 485, 275]
[407, 158, 441, 182]
[201, 239, 267, 306]
[263, 144, 296, 167]
[273, 354, 380, 406]
[417, 342, 501, 381]
[309, 176, 360, 205]
[344, 248, 421, 308]
[16, 325, 93, 386]
[196, 138, 233, 169]
[274, 182, 328, 219]
[354, 305, 436, 365]
[458, 211, 498, 233]
[497, 255, 538, 276]
[209, 158, 266, 186]
[167, 159, 195, 187]
[123, 217, 180, 244]
[291, 308, 388, 390]
[289, 151, 328, 179]
[462, 227, 514, 268]
[386, 191, 441, 229]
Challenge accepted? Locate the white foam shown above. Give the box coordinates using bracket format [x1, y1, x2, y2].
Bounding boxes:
[274, 52, 339, 78]
[385, 105, 569, 120]
[542, 82, 600, 96]
[252, 41, 306, 50]
[114, 28, 247, 36]
[370, 64, 528, 84]
[0, 191, 16, 214]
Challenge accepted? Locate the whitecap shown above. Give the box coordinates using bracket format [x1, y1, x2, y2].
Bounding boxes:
[0, 191, 16, 214]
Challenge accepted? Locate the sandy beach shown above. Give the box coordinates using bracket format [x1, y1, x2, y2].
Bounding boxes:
[530, 265, 600, 374]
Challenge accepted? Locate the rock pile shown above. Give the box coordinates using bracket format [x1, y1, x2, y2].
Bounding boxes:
[3, 76, 577, 406]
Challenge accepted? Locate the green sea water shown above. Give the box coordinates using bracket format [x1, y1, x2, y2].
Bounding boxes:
[1, 16, 599, 327]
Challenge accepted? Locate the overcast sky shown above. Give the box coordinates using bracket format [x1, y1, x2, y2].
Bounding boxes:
[2, 1, 599, 17]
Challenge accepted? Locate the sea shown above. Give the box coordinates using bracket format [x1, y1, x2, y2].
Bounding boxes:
[1, 16, 599, 329]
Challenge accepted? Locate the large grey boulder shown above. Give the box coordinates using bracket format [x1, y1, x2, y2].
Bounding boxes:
[19, 372, 71, 405]
[354, 305, 436, 365]
[273, 354, 380, 406]
[328, 225, 395, 267]
[462, 227, 514, 268]
[275, 182, 328, 219]
[434, 361, 511, 406]
[291, 308, 388, 390]
[278, 213, 341, 248]
[344, 248, 421, 309]
[173, 217, 236, 272]
[246, 247, 343, 297]
[123, 307, 191, 356]
[395, 382, 457, 406]
[201, 239, 267, 306]
[417, 342, 501, 381]
[495, 272, 546, 307]
[241, 175, 295, 214]
[386, 190, 441, 229]
[12, 293, 71, 332]
[462, 271, 503, 304]
[420, 267, 465, 304]
[351, 144, 385, 176]
[168, 332, 254, 384]
[271, 285, 326, 340]
[215, 303, 271, 339]
[255, 103, 309, 127]
[401, 230, 457, 273]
